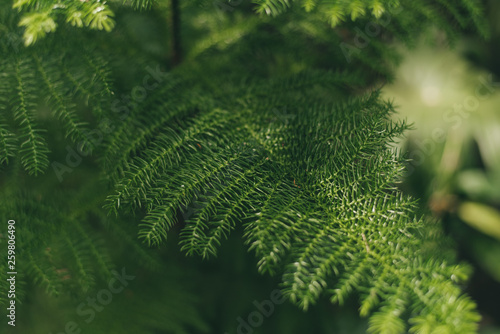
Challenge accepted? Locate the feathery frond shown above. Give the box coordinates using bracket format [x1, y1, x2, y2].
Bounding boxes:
[105, 68, 480, 332]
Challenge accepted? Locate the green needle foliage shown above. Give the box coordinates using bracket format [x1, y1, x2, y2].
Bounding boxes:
[13, 0, 115, 45]
[0, 0, 492, 333]
[0, 2, 112, 175]
[252, 0, 488, 38]
[103, 69, 480, 332]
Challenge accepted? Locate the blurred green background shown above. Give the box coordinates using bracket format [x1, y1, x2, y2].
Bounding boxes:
[381, 2, 500, 332]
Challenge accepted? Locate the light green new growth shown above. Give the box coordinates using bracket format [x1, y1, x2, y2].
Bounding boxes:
[14, 0, 115, 45]
[252, 0, 489, 38]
